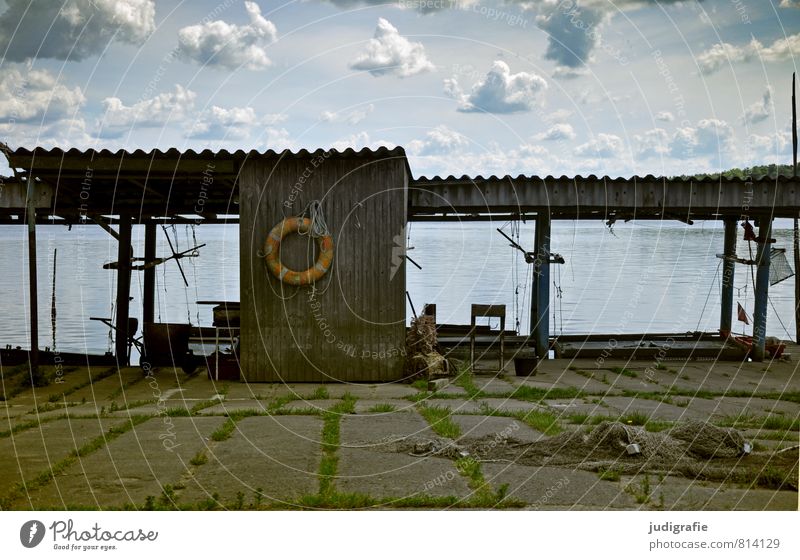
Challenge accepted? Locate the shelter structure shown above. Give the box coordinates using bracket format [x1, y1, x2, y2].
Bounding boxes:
[1, 146, 797, 383]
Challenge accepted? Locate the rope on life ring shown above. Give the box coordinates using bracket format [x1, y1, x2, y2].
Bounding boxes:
[263, 216, 334, 285]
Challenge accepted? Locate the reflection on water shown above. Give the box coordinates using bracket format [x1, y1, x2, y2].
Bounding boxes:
[0, 219, 795, 355]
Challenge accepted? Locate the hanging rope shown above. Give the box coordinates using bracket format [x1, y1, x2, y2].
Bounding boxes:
[300, 200, 331, 238]
[695, 259, 722, 332]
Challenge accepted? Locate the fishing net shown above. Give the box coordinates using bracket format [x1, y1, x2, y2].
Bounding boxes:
[770, 248, 794, 286]
[371, 421, 800, 487]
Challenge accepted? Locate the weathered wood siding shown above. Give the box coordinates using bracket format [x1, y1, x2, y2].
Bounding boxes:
[239, 150, 408, 382]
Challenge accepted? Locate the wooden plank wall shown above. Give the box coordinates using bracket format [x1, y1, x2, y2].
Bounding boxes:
[239, 151, 408, 382]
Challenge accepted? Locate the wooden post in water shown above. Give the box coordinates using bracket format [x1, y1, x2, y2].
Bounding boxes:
[792, 72, 799, 343]
[752, 218, 772, 361]
[115, 214, 132, 366]
[720, 218, 737, 336]
[532, 212, 551, 359]
[25, 174, 39, 375]
[143, 222, 156, 327]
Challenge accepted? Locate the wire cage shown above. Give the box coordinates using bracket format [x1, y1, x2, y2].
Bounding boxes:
[770, 248, 795, 286]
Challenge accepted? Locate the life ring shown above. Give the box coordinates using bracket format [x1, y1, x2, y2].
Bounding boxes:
[263, 217, 334, 285]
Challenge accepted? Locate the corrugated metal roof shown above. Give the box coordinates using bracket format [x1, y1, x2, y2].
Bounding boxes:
[412, 173, 797, 184]
[6, 145, 406, 163]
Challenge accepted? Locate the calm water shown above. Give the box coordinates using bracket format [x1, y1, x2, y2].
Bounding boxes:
[0, 220, 796, 356]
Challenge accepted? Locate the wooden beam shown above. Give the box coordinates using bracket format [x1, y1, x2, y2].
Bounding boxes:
[115, 214, 132, 365]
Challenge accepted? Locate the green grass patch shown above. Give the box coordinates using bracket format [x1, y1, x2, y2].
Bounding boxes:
[417, 404, 461, 439]
[189, 451, 208, 467]
[610, 367, 638, 378]
[598, 468, 622, 482]
[506, 385, 583, 402]
[367, 403, 397, 413]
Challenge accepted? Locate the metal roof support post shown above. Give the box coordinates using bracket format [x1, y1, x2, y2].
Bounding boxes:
[115, 214, 132, 366]
[532, 212, 551, 359]
[720, 218, 737, 337]
[25, 174, 39, 377]
[752, 218, 772, 361]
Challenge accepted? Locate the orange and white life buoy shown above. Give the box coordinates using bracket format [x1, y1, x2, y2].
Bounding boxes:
[263, 217, 334, 285]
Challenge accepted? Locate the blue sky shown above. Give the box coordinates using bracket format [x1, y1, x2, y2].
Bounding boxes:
[0, 0, 798, 178]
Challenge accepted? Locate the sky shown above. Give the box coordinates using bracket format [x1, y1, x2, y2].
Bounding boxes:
[0, 0, 798, 179]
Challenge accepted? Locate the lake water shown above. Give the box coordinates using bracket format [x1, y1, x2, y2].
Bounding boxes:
[0, 219, 796, 356]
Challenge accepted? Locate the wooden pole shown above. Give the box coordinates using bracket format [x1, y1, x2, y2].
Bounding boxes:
[532, 213, 551, 359]
[752, 219, 772, 361]
[720, 218, 737, 336]
[792, 72, 799, 343]
[115, 214, 132, 366]
[25, 175, 39, 377]
[143, 223, 156, 326]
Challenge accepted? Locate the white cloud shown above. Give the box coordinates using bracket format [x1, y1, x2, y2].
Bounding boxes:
[178, 1, 277, 70]
[0, 67, 86, 123]
[655, 111, 674, 122]
[534, 123, 576, 141]
[668, 118, 735, 158]
[455, 61, 547, 114]
[547, 109, 573, 122]
[741, 87, 773, 126]
[407, 125, 469, 156]
[187, 106, 285, 140]
[98, 85, 196, 138]
[320, 104, 374, 125]
[575, 133, 624, 158]
[349, 18, 434, 78]
[0, 0, 154, 61]
[634, 128, 669, 159]
[697, 34, 800, 75]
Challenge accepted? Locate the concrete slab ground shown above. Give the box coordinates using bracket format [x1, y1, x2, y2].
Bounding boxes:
[21, 417, 219, 509]
[1, 356, 797, 510]
[452, 415, 546, 443]
[337, 448, 471, 500]
[601, 396, 708, 421]
[179, 416, 322, 506]
[481, 463, 637, 509]
[0, 418, 117, 499]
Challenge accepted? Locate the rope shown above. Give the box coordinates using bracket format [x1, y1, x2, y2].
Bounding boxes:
[301, 200, 331, 238]
[695, 259, 721, 332]
[768, 295, 796, 343]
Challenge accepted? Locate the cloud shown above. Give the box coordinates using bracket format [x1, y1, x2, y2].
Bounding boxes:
[534, 123, 576, 141]
[655, 111, 674, 122]
[454, 60, 547, 113]
[0, 67, 85, 123]
[320, 104, 374, 125]
[741, 87, 772, 126]
[187, 106, 286, 140]
[407, 125, 469, 156]
[634, 128, 669, 159]
[697, 34, 800, 74]
[536, 2, 605, 69]
[177, 1, 277, 70]
[668, 118, 734, 158]
[575, 133, 624, 158]
[349, 18, 434, 77]
[97, 85, 196, 138]
[547, 109, 573, 122]
[0, 0, 154, 62]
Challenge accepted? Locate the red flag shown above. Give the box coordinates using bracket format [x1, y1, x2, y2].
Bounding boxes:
[737, 303, 750, 325]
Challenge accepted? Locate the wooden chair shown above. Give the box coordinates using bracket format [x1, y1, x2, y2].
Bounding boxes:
[470, 304, 506, 374]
